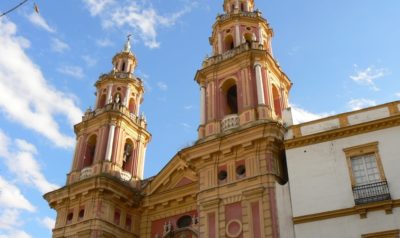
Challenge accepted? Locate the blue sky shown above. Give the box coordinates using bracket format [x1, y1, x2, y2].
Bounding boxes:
[0, 0, 399, 237]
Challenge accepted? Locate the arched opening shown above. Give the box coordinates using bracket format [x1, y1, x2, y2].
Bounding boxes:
[122, 139, 134, 172]
[176, 215, 192, 228]
[240, 2, 244, 11]
[98, 94, 107, 108]
[231, 4, 235, 12]
[224, 35, 234, 52]
[272, 85, 282, 117]
[227, 85, 238, 114]
[121, 62, 126, 72]
[83, 135, 97, 168]
[244, 33, 252, 45]
[128, 98, 136, 114]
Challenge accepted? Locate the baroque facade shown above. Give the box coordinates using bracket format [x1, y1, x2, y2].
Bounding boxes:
[44, 0, 400, 237]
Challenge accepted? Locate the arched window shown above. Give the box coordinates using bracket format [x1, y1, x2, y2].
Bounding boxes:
[224, 35, 234, 51]
[83, 135, 97, 168]
[98, 94, 107, 108]
[227, 85, 238, 114]
[240, 2, 244, 11]
[122, 140, 134, 172]
[128, 98, 136, 114]
[221, 79, 239, 117]
[176, 215, 192, 228]
[121, 62, 126, 72]
[272, 85, 282, 117]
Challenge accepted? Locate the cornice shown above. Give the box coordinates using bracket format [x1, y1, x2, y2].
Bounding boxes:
[293, 199, 400, 224]
[285, 115, 400, 149]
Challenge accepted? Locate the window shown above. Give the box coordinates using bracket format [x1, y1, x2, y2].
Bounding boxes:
[125, 215, 132, 231]
[351, 154, 380, 186]
[66, 211, 73, 225]
[114, 209, 121, 225]
[344, 142, 391, 205]
[226, 85, 238, 114]
[78, 208, 85, 220]
[176, 215, 192, 228]
[82, 135, 97, 169]
[343, 142, 385, 187]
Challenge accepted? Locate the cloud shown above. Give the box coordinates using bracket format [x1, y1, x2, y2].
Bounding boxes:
[0, 131, 59, 194]
[58, 65, 84, 79]
[291, 105, 333, 124]
[39, 217, 55, 231]
[82, 55, 97, 67]
[157, 81, 168, 91]
[184, 105, 193, 110]
[83, 0, 196, 48]
[347, 98, 376, 110]
[96, 38, 114, 47]
[51, 38, 70, 53]
[84, 0, 115, 16]
[26, 12, 55, 33]
[350, 65, 388, 91]
[0, 229, 32, 238]
[0, 177, 35, 212]
[396, 92, 400, 98]
[0, 18, 82, 148]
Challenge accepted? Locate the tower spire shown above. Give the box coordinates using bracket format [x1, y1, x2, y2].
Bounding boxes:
[124, 34, 132, 52]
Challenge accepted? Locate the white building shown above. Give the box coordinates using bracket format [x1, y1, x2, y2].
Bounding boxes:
[285, 101, 400, 238]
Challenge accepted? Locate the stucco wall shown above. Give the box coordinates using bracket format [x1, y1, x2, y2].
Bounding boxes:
[286, 126, 400, 217]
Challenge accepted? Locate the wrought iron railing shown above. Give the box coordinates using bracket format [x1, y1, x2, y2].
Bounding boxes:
[353, 181, 391, 205]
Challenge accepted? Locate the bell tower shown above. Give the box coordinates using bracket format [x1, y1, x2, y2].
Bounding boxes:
[196, 0, 291, 139]
[44, 37, 151, 238]
[193, 1, 295, 237]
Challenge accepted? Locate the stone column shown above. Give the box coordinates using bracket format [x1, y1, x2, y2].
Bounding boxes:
[106, 84, 113, 104]
[218, 32, 222, 54]
[123, 87, 131, 107]
[105, 123, 116, 161]
[254, 63, 265, 105]
[200, 86, 206, 125]
[235, 23, 241, 47]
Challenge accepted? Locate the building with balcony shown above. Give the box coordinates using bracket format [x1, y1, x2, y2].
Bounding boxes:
[284, 101, 400, 238]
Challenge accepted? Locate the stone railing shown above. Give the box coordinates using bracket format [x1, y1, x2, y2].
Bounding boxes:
[120, 170, 132, 182]
[221, 114, 240, 131]
[217, 11, 262, 22]
[202, 42, 264, 68]
[80, 167, 94, 180]
[82, 103, 147, 128]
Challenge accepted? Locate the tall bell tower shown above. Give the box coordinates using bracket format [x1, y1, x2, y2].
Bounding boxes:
[44, 37, 151, 238]
[193, 1, 295, 237]
[197, 0, 291, 139]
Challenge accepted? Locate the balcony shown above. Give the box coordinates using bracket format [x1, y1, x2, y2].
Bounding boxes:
[120, 170, 132, 182]
[353, 181, 391, 205]
[80, 167, 93, 180]
[221, 114, 240, 131]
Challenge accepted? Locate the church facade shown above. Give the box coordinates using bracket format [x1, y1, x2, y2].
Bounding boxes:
[44, 0, 400, 237]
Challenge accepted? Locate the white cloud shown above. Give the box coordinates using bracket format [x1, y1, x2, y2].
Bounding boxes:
[184, 105, 193, 110]
[58, 65, 84, 79]
[0, 131, 59, 194]
[291, 105, 333, 124]
[96, 38, 114, 47]
[348, 98, 376, 110]
[26, 12, 55, 33]
[84, 0, 115, 16]
[157, 81, 168, 91]
[51, 38, 70, 53]
[0, 18, 82, 148]
[39, 217, 55, 231]
[396, 92, 400, 98]
[84, 0, 196, 48]
[0, 229, 32, 238]
[0, 177, 35, 212]
[350, 65, 388, 91]
[82, 55, 97, 67]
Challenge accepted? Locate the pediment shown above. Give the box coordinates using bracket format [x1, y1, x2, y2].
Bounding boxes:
[148, 156, 198, 195]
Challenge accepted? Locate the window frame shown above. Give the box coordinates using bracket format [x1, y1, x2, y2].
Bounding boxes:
[343, 142, 386, 187]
